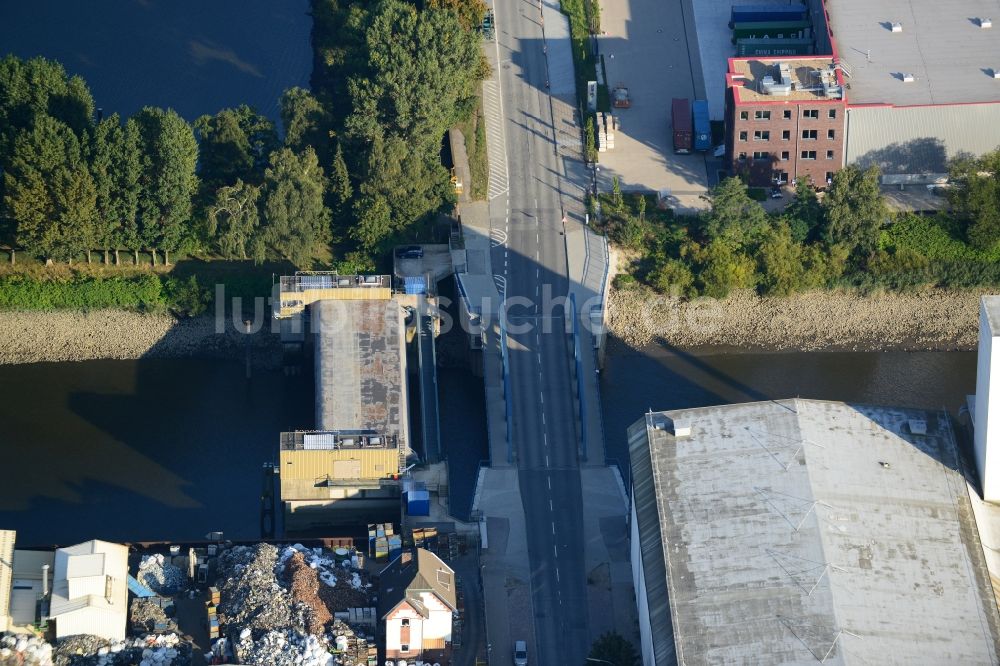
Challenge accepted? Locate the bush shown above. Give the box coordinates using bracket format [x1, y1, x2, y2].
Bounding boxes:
[0, 274, 165, 310]
[648, 258, 694, 296]
[164, 275, 210, 317]
[612, 273, 637, 290]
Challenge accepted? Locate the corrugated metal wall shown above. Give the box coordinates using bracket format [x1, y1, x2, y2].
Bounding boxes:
[846, 104, 1000, 174]
[280, 449, 399, 482]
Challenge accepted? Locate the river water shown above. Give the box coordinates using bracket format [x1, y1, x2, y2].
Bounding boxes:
[0, 345, 976, 545]
[0, 0, 312, 121]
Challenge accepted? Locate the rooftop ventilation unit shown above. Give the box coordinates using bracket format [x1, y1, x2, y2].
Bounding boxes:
[761, 65, 793, 96]
[993, 69, 1000, 79]
[902, 73, 915, 83]
[890, 22, 903, 33]
[908, 419, 927, 435]
[980, 17, 992, 29]
[672, 420, 692, 438]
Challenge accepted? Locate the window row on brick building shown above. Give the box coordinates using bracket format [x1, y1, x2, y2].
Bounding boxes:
[739, 108, 837, 120]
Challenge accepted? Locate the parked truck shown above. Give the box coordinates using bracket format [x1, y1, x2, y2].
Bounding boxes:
[671, 98, 692, 154]
[692, 99, 710, 152]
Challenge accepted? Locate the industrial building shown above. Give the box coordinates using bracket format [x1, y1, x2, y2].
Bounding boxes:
[628, 399, 1000, 665]
[725, 0, 1000, 189]
[49, 540, 129, 641]
[275, 274, 412, 530]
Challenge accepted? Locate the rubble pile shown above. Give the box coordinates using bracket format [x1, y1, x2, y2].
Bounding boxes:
[137, 554, 184, 595]
[232, 630, 333, 666]
[282, 552, 332, 634]
[217, 545, 294, 635]
[129, 599, 177, 634]
[52, 634, 191, 666]
[0, 634, 53, 666]
[316, 567, 370, 614]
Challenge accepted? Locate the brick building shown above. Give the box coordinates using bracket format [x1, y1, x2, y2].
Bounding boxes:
[726, 57, 846, 187]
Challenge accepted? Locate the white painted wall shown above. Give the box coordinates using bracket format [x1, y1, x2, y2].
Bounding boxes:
[55, 608, 126, 641]
[631, 491, 654, 666]
[976, 297, 1000, 503]
[384, 593, 451, 653]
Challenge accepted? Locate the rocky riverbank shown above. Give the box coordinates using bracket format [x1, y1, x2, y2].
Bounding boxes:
[0, 309, 282, 366]
[609, 287, 986, 352]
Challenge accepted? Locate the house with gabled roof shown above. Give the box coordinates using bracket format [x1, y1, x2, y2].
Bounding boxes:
[378, 548, 456, 662]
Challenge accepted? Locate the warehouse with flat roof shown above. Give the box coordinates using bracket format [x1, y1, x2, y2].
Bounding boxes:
[722, 0, 1000, 190]
[628, 398, 1000, 665]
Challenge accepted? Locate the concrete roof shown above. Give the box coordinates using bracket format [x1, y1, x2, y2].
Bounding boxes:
[983, 296, 1000, 336]
[730, 57, 840, 103]
[630, 399, 1000, 665]
[313, 298, 407, 444]
[829, 0, 1000, 106]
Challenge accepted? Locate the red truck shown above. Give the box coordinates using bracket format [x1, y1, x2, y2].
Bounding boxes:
[671, 98, 692, 154]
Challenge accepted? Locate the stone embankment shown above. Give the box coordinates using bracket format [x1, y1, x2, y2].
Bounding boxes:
[0, 309, 281, 366]
[609, 287, 986, 352]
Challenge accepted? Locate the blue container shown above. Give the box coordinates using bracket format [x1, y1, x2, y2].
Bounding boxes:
[403, 276, 427, 295]
[730, 4, 807, 27]
[692, 100, 711, 151]
[407, 489, 431, 516]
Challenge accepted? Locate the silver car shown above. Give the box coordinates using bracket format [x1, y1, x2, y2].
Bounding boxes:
[513, 640, 528, 666]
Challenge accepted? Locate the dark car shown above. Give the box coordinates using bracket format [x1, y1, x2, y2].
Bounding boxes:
[395, 245, 423, 259]
[770, 186, 783, 199]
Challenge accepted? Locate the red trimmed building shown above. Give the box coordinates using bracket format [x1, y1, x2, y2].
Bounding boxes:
[726, 57, 845, 187]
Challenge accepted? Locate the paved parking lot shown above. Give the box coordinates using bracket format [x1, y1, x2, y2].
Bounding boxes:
[596, 0, 709, 211]
[693, 0, 795, 120]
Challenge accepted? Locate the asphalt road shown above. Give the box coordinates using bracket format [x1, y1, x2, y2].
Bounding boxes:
[488, 0, 591, 661]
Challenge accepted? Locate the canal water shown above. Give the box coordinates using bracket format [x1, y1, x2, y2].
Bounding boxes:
[0, 0, 312, 121]
[0, 343, 974, 545]
[599, 341, 977, 473]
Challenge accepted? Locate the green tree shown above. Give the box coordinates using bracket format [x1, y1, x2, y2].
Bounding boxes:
[947, 150, 1000, 251]
[585, 115, 597, 163]
[758, 222, 805, 296]
[207, 180, 264, 262]
[329, 142, 353, 212]
[280, 87, 333, 158]
[702, 177, 770, 247]
[194, 105, 277, 188]
[696, 238, 756, 298]
[822, 165, 886, 259]
[585, 632, 639, 666]
[352, 193, 393, 250]
[427, 0, 488, 31]
[89, 114, 142, 264]
[0, 55, 95, 166]
[134, 107, 200, 265]
[260, 147, 331, 266]
[5, 115, 97, 262]
[784, 176, 823, 243]
[611, 176, 623, 209]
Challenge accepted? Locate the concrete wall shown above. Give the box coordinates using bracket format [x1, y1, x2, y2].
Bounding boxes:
[975, 298, 1000, 502]
[631, 493, 654, 666]
[846, 103, 1000, 176]
[54, 608, 126, 641]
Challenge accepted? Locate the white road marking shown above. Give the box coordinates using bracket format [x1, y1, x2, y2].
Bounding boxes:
[549, 499, 554, 510]
[555, 568, 560, 582]
[551, 522, 556, 535]
[545, 454, 550, 467]
[553, 545, 558, 558]
[547, 477, 552, 490]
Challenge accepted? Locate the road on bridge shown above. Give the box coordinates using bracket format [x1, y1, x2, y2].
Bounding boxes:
[486, 0, 592, 661]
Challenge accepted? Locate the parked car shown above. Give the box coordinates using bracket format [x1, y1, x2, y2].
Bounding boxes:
[395, 245, 423, 259]
[513, 640, 528, 666]
[770, 186, 783, 199]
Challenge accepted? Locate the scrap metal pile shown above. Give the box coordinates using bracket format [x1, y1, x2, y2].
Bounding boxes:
[136, 555, 185, 595]
[0, 633, 191, 666]
[213, 544, 374, 666]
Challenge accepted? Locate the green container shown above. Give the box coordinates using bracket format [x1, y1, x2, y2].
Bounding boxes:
[732, 20, 811, 42]
[736, 37, 814, 57]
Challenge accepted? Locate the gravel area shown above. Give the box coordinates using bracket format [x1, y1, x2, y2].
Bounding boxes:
[609, 287, 988, 352]
[0, 310, 281, 367]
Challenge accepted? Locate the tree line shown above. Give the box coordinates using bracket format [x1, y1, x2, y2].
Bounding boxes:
[607, 159, 1000, 298]
[0, 0, 487, 268]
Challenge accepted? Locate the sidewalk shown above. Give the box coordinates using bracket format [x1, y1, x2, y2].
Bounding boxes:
[474, 468, 537, 664]
[580, 466, 638, 644]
